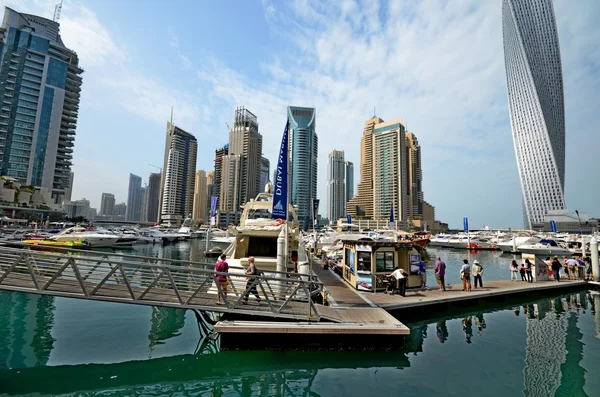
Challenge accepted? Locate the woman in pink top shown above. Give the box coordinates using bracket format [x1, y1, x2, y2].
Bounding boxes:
[214, 254, 229, 304]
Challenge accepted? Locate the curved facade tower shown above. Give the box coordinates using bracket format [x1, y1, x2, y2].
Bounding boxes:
[502, 0, 566, 229]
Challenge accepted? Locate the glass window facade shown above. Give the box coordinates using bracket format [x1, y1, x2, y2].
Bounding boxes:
[32, 87, 54, 186]
[29, 36, 49, 53]
[46, 58, 68, 89]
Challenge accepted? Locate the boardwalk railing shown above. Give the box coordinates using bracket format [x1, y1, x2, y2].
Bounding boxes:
[0, 246, 324, 321]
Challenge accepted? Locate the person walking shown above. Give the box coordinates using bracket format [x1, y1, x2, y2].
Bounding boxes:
[510, 260, 519, 281]
[520, 263, 527, 281]
[567, 256, 580, 280]
[214, 253, 229, 304]
[242, 256, 262, 303]
[434, 256, 446, 291]
[472, 260, 484, 288]
[460, 259, 471, 292]
[551, 256, 561, 282]
[525, 259, 533, 283]
[419, 260, 427, 288]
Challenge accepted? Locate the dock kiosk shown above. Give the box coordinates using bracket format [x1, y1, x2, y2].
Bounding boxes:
[341, 237, 420, 292]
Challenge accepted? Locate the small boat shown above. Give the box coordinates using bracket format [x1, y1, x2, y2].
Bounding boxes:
[204, 246, 223, 258]
[22, 239, 89, 249]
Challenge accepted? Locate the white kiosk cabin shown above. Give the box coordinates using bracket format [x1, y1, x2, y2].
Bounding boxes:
[341, 238, 421, 292]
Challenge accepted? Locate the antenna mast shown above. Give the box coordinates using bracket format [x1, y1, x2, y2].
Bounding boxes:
[53, 0, 63, 22]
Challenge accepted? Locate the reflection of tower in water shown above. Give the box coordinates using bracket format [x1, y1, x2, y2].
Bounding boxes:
[0, 292, 55, 369]
[148, 306, 186, 354]
[522, 296, 586, 396]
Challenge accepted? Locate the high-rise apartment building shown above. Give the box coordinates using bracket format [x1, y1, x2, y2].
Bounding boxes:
[288, 106, 318, 230]
[139, 186, 147, 222]
[372, 119, 408, 222]
[159, 121, 198, 224]
[345, 161, 354, 204]
[64, 172, 74, 202]
[145, 172, 160, 223]
[405, 132, 423, 219]
[260, 156, 270, 192]
[0, 8, 83, 204]
[206, 170, 214, 218]
[327, 150, 346, 223]
[192, 169, 207, 222]
[219, 107, 262, 212]
[503, 0, 566, 228]
[346, 116, 384, 219]
[213, 145, 227, 211]
[100, 193, 115, 216]
[114, 202, 126, 217]
[126, 173, 142, 221]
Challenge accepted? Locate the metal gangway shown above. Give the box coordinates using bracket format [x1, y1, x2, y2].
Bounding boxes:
[0, 245, 324, 321]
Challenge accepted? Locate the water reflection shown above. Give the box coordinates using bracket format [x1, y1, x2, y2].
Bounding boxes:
[0, 289, 598, 396]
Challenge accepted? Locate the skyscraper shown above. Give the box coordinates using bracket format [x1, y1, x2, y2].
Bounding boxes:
[146, 172, 161, 223]
[328, 150, 346, 223]
[213, 144, 228, 211]
[192, 169, 207, 222]
[100, 193, 115, 216]
[206, 170, 214, 218]
[345, 161, 354, 204]
[503, 0, 566, 228]
[346, 116, 384, 219]
[372, 119, 408, 222]
[405, 132, 423, 219]
[288, 106, 318, 230]
[0, 7, 83, 204]
[114, 202, 127, 217]
[159, 121, 198, 224]
[126, 173, 142, 221]
[139, 186, 147, 222]
[260, 156, 270, 192]
[219, 107, 262, 212]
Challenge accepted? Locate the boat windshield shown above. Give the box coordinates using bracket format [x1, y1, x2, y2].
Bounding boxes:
[539, 239, 558, 246]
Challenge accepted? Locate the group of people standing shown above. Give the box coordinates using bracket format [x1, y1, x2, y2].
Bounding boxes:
[433, 257, 484, 292]
[509, 259, 534, 282]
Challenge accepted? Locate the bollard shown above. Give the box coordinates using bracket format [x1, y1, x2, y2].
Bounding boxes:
[276, 226, 287, 297]
[591, 237, 599, 282]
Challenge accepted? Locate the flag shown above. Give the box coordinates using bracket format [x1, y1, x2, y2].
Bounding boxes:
[550, 220, 557, 233]
[389, 206, 394, 223]
[346, 214, 351, 231]
[210, 196, 218, 226]
[272, 120, 289, 220]
[463, 217, 469, 233]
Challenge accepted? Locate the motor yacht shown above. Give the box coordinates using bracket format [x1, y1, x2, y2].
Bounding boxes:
[429, 234, 451, 247]
[49, 227, 119, 248]
[136, 228, 180, 244]
[497, 236, 540, 253]
[518, 239, 572, 256]
[177, 217, 201, 239]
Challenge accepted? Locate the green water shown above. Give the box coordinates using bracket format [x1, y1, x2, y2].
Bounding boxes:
[1, 242, 599, 396]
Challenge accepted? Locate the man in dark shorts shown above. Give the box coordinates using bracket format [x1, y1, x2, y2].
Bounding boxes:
[434, 256, 446, 291]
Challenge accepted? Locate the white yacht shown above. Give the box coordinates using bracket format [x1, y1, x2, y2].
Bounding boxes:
[223, 188, 300, 272]
[445, 234, 470, 249]
[177, 217, 200, 239]
[429, 234, 451, 247]
[49, 227, 119, 248]
[518, 239, 572, 256]
[497, 236, 540, 253]
[136, 228, 179, 244]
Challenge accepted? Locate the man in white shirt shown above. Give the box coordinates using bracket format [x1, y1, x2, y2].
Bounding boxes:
[389, 267, 408, 297]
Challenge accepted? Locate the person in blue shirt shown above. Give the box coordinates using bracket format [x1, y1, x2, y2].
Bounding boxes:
[419, 260, 427, 288]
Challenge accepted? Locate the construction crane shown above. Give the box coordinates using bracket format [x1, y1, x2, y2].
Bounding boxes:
[225, 122, 231, 131]
[53, 0, 63, 23]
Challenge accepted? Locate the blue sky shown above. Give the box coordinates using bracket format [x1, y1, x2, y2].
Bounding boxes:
[3, 0, 599, 229]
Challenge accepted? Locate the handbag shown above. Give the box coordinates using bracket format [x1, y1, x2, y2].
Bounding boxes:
[460, 272, 464, 280]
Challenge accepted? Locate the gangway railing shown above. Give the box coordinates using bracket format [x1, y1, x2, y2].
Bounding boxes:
[0, 246, 324, 321]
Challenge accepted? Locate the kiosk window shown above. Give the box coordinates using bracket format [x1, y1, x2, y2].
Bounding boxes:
[357, 252, 371, 271]
[344, 248, 352, 267]
[376, 252, 395, 272]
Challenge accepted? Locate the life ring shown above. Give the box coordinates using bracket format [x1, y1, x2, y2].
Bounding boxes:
[275, 218, 285, 225]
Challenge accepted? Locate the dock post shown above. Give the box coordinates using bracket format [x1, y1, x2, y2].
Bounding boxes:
[590, 237, 599, 282]
[276, 227, 286, 297]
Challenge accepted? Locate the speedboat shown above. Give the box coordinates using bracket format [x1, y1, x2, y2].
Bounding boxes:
[497, 236, 540, 253]
[49, 227, 119, 248]
[518, 239, 572, 256]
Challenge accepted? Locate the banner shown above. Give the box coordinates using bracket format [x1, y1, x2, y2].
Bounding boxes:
[210, 196, 218, 226]
[272, 120, 289, 220]
[463, 217, 469, 233]
[550, 220, 557, 233]
[346, 214, 352, 231]
[312, 198, 320, 227]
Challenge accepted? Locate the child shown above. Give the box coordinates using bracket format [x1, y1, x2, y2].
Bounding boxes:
[519, 263, 526, 281]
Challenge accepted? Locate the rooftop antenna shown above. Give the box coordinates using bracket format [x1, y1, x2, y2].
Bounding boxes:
[170, 106, 173, 124]
[373, 106, 376, 118]
[53, 0, 63, 22]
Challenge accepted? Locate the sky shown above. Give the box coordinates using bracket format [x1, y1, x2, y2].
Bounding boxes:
[1, 0, 599, 229]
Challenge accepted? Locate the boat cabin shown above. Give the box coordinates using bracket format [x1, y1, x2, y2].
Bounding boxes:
[341, 238, 421, 292]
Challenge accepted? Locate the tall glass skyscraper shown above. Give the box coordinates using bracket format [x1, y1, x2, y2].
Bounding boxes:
[327, 150, 345, 224]
[288, 106, 317, 230]
[126, 173, 142, 222]
[503, 0, 566, 228]
[0, 7, 83, 203]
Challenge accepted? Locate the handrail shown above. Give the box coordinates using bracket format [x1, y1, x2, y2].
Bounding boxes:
[0, 246, 323, 321]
